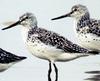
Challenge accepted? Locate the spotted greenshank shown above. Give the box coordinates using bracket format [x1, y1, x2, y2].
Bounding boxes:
[0, 48, 26, 72]
[2, 12, 99, 81]
[51, 4, 100, 52]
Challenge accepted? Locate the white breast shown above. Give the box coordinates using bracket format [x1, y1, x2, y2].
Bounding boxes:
[74, 21, 100, 51]
[77, 33, 100, 51]
[26, 39, 63, 61]
[21, 27, 29, 43]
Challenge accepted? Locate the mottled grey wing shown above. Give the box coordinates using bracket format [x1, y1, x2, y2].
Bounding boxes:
[0, 48, 26, 63]
[28, 27, 99, 54]
[36, 28, 89, 53]
[88, 19, 100, 36]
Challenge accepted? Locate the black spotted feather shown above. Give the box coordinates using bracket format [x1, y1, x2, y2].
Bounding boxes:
[28, 27, 98, 54]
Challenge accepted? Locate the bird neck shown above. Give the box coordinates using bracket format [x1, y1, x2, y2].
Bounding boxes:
[21, 26, 38, 43]
[76, 12, 91, 31]
[80, 12, 90, 21]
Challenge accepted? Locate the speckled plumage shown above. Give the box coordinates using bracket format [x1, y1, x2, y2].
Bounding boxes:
[2, 12, 99, 81]
[0, 48, 26, 63]
[72, 5, 100, 51]
[51, 4, 100, 51]
[77, 13, 100, 36]
[2, 12, 99, 60]
[0, 48, 26, 72]
[28, 26, 92, 53]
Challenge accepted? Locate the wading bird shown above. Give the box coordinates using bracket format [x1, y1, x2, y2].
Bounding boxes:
[2, 12, 99, 81]
[52, 4, 100, 52]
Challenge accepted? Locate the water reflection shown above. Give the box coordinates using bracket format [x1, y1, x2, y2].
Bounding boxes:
[85, 70, 100, 81]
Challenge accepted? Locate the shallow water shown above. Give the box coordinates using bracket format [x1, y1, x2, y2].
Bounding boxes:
[0, 55, 100, 81]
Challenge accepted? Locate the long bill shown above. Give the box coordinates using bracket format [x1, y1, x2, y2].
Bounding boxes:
[2, 20, 20, 30]
[51, 11, 73, 20]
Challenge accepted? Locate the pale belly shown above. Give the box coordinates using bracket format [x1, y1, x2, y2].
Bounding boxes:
[25, 40, 88, 62]
[26, 40, 63, 61]
[77, 33, 100, 51]
[21, 27, 89, 62]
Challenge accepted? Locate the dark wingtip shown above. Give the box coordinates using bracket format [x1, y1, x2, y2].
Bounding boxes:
[0, 48, 27, 63]
[17, 56, 27, 61]
[9, 55, 27, 63]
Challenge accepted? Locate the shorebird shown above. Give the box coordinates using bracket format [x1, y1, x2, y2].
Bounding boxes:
[51, 4, 100, 52]
[0, 48, 26, 72]
[2, 12, 99, 81]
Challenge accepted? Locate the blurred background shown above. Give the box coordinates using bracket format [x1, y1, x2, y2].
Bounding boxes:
[0, 0, 100, 81]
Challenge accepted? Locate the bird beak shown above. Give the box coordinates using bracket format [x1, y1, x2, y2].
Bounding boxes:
[2, 20, 21, 30]
[51, 11, 73, 20]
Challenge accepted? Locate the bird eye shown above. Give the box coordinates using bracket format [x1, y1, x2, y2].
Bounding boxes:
[25, 16, 29, 19]
[73, 8, 77, 11]
[72, 6, 78, 12]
